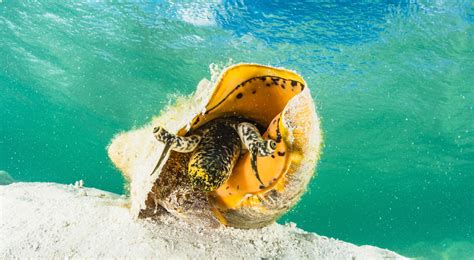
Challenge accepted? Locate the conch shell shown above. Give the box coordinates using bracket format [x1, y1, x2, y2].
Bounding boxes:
[108, 64, 322, 228]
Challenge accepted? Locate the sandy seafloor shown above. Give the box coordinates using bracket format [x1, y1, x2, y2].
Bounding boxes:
[0, 182, 406, 259]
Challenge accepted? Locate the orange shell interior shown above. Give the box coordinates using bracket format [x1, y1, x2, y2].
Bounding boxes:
[182, 64, 305, 211]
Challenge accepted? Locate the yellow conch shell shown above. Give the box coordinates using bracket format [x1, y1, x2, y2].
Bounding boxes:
[108, 64, 322, 228]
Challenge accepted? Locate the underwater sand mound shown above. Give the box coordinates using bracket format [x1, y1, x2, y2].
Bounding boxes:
[0, 182, 406, 259]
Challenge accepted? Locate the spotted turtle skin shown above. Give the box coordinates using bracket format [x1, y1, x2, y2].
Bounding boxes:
[154, 117, 276, 192]
[187, 118, 242, 191]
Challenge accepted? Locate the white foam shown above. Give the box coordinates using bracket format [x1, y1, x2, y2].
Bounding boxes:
[176, 2, 220, 27]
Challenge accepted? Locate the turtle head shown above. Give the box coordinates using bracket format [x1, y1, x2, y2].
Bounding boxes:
[262, 139, 277, 156]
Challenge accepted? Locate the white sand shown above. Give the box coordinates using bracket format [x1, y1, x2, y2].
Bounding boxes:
[0, 182, 406, 259]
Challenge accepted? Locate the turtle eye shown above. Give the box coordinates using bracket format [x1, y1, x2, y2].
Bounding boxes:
[268, 140, 277, 150]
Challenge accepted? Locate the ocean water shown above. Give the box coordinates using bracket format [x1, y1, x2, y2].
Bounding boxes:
[1, 1, 473, 258]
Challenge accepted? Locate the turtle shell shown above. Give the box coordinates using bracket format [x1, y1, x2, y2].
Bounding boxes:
[107, 64, 322, 228]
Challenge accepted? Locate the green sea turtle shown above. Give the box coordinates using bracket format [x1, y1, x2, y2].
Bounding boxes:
[107, 64, 322, 228]
[152, 117, 277, 191]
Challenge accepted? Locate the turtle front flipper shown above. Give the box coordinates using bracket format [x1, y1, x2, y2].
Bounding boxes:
[153, 126, 201, 152]
[151, 126, 202, 176]
[237, 122, 277, 186]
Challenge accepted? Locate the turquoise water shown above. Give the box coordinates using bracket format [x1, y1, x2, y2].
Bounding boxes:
[1, 1, 473, 258]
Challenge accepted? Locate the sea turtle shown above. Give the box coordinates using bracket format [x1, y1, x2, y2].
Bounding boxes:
[152, 117, 277, 191]
[107, 63, 322, 228]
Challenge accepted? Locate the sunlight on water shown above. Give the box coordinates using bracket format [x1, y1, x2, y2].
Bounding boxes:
[1, 1, 472, 258]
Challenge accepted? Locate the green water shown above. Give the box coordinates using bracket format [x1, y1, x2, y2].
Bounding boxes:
[1, 1, 473, 258]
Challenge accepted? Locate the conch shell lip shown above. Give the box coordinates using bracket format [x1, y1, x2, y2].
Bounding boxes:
[182, 63, 307, 135]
